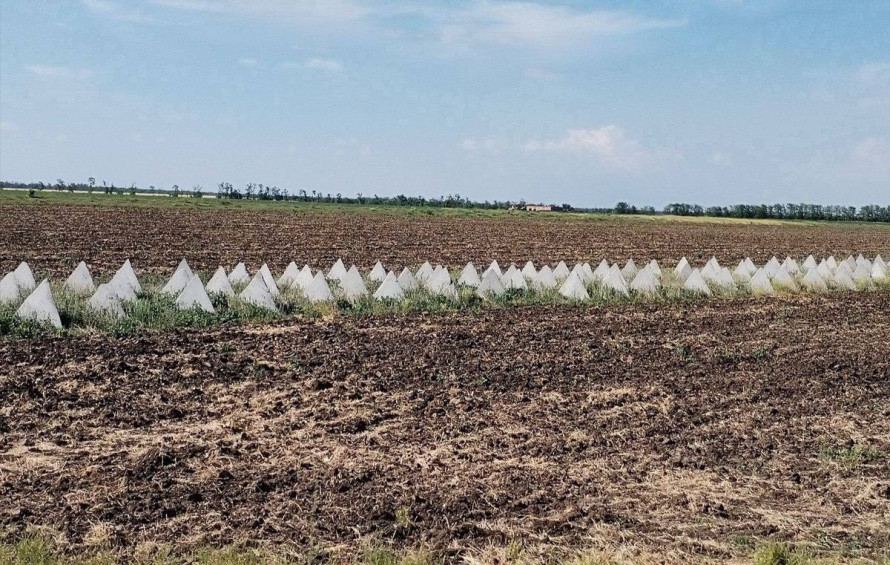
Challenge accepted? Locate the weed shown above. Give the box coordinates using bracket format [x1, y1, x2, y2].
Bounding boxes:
[818, 444, 885, 467]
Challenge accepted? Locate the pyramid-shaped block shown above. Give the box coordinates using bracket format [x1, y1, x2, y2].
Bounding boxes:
[303, 272, 334, 302]
[648, 260, 662, 277]
[64, 261, 95, 294]
[630, 268, 659, 295]
[872, 262, 887, 281]
[278, 262, 301, 287]
[206, 267, 235, 296]
[175, 258, 194, 279]
[501, 266, 527, 290]
[239, 273, 277, 311]
[13, 262, 36, 293]
[521, 261, 537, 280]
[176, 275, 215, 313]
[733, 262, 751, 282]
[457, 263, 481, 287]
[476, 269, 505, 297]
[802, 269, 827, 292]
[559, 272, 589, 300]
[88, 284, 126, 318]
[621, 258, 638, 280]
[533, 265, 558, 290]
[749, 269, 775, 295]
[482, 260, 502, 279]
[369, 261, 387, 282]
[592, 259, 610, 281]
[683, 269, 711, 296]
[161, 266, 193, 295]
[396, 267, 419, 291]
[852, 265, 871, 284]
[16, 280, 62, 328]
[427, 268, 454, 295]
[674, 258, 692, 282]
[373, 272, 405, 300]
[602, 267, 629, 296]
[258, 264, 280, 297]
[294, 266, 314, 290]
[119, 259, 142, 293]
[228, 262, 250, 285]
[772, 267, 798, 291]
[826, 256, 838, 270]
[339, 266, 369, 301]
[327, 259, 347, 282]
[1, 272, 21, 305]
[552, 261, 570, 281]
[415, 261, 434, 283]
[832, 268, 856, 291]
[109, 270, 138, 302]
[715, 267, 737, 289]
[802, 255, 817, 271]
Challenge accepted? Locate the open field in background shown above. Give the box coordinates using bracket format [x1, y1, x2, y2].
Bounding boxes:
[1, 191, 889, 278]
[1, 294, 889, 562]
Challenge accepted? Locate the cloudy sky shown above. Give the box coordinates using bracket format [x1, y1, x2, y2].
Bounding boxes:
[1, 1, 888, 207]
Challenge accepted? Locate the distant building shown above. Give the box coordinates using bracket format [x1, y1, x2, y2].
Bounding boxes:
[525, 204, 553, 212]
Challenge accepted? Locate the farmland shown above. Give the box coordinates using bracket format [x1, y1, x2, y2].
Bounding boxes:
[1, 194, 890, 563]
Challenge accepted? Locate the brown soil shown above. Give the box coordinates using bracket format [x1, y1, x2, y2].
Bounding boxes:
[2, 294, 889, 560]
[2, 204, 888, 277]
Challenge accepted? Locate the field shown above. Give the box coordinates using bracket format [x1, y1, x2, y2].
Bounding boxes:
[1, 193, 890, 563]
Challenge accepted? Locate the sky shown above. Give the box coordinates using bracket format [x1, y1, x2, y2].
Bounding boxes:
[1, 1, 888, 207]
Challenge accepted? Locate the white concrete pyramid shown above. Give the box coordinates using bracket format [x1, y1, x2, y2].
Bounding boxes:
[852, 264, 871, 284]
[630, 268, 659, 295]
[844, 256, 857, 272]
[373, 272, 404, 300]
[683, 268, 711, 296]
[835, 261, 854, 277]
[0, 272, 20, 304]
[602, 266, 629, 296]
[802, 269, 828, 292]
[570, 263, 588, 285]
[369, 261, 387, 283]
[206, 267, 235, 296]
[64, 261, 95, 294]
[772, 267, 798, 291]
[872, 261, 887, 281]
[294, 266, 315, 290]
[13, 262, 36, 293]
[176, 275, 215, 313]
[733, 262, 752, 282]
[856, 255, 871, 271]
[119, 259, 141, 293]
[749, 269, 775, 296]
[278, 262, 301, 287]
[533, 265, 558, 290]
[701, 262, 720, 283]
[483, 260, 502, 279]
[16, 280, 62, 328]
[175, 258, 193, 279]
[582, 262, 595, 282]
[109, 270, 138, 302]
[832, 268, 856, 291]
[552, 261, 570, 281]
[559, 272, 589, 300]
[782, 257, 799, 275]
[161, 265, 193, 295]
[239, 273, 277, 311]
[304, 272, 334, 302]
[816, 260, 833, 280]
[521, 261, 537, 280]
[706, 256, 721, 273]
[674, 257, 692, 282]
[88, 283, 126, 318]
[803, 255, 817, 271]
[502, 266, 527, 290]
[427, 267, 454, 295]
[339, 266, 369, 301]
[259, 263, 280, 297]
[621, 258, 638, 280]
[648, 260, 662, 277]
[715, 267, 737, 289]
[763, 256, 781, 278]
[228, 262, 250, 285]
[476, 269, 506, 297]
[874, 255, 885, 269]
[592, 259, 610, 281]
[826, 256, 838, 270]
[328, 259, 347, 282]
[398, 267, 419, 291]
[416, 261, 435, 283]
[458, 263, 481, 287]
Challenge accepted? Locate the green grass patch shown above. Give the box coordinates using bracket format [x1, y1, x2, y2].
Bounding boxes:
[818, 444, 885, 468]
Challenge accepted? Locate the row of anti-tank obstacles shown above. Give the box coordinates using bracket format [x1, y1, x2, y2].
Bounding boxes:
[2, 253, 888, 329]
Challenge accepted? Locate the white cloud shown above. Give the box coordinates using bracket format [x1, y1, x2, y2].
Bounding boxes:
[305, 58, 343, 72]
[710, 151, 733, 166]
[25, 65, 93, 80]
[81, 0, 153, 22]
[854, 62, 890, 88]
[151, 0, 368, 24]
[237, 57, 260, 68]
[525, 125, 665, 171]
[438, 3, 685, 49]
[0, 122, 19, 132]
[460, 137, 504, 153]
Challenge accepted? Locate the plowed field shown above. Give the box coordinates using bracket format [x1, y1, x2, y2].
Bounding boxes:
[2, 294, 889, 561]
[2, 200, 888, 276]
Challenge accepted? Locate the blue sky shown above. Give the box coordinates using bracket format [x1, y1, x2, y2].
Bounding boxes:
[1, 1, 888, 207]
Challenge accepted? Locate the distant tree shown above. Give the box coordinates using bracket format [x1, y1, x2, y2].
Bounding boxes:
[192, 185, 203, 198]
[172, 184, 180, 197]
[615, 202, 630, 214]
[87, 177, 96, 193]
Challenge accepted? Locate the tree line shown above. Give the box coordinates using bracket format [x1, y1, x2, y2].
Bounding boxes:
[2, 179, 887, 222]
